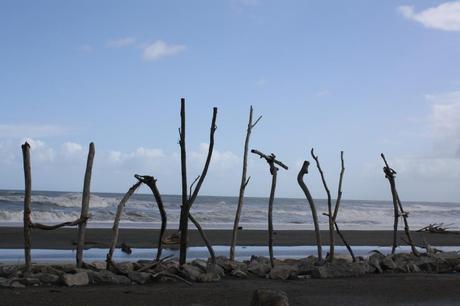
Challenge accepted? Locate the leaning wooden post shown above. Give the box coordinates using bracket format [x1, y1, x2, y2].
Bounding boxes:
[251, 149, 288, 267]
[311, 148, 335, 262]
[297, 161, 323, 261]
[21, 142, 32, 272]
[134, 175, 168, 262]
[230, 106, 262, 261]
[76, 142, 95, 268]
[106, 181, 141, 269]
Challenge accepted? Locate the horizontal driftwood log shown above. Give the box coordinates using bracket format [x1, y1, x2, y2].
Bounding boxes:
[31, 217, 88, 230]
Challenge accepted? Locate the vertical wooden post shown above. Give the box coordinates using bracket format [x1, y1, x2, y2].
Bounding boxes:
[178, 98, 189, 265]
[106, 181, 141, 269]
[267, 163, 278, 268]
[21, 142, 32, 272]
[230, 106, 261, 261]
[76, 142, 95, 267]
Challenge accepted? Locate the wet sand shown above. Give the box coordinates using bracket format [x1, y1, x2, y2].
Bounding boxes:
[0, 227, 459, 249]
[1, 274, 460, 305]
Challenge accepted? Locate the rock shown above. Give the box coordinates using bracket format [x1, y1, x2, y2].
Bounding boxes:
[251, 288, 289, 306]
[231, 269, 248, 279]
[181, 264, 202, 282]
[215, 256, 234, 272]
[191, 259, 208, 272]
[367, 253, 384, 273]
[127, 271, 151, 284]
[61, 272, 89, 287]
[89, 261, 107, 270]
[198, 271, 220, 282]
[19, 277, 41, 286]
[311, 262, 368, 279]
[333, 254, 354, 264]
[248, 256, 271, 277]
[381, 256, 397, 271]
[52, 264, 76, 273]
[9, 280, 26, 288]
[36, 273, 60, 285]
[116, 262, 134, 274]
[433, 252, 460, 268]
[88, 270, 131, 285]
[0, 265, 19, 278]
[269, 265, 298, 280]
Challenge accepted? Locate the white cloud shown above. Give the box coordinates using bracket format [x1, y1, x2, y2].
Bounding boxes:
[106, 37, 136, 48]
[0, 124, 67, 139]
[24, 138, 55, 162]
[398, 2, 460, 31]
[61, 142, 84, 159]
[142, 40, 186, 61]
[191, 143, 239, 170]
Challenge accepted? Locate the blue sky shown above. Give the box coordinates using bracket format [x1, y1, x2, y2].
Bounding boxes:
[1, 0, 460, 202]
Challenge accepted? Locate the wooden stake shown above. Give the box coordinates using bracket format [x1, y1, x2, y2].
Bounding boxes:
[297, 161, 323, 261]
[230, 105, 262, 261]
[189, 213, 216, 269]
[251, 149, 288, 267]
[21, 142, 32, 272]
[106, 181, 141, 269]
[76, 142, 95, 268]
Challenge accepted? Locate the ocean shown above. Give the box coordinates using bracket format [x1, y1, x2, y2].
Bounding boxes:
[0, 189, 459, 231]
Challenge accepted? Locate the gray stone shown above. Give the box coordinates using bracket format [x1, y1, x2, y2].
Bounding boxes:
[248, 256, 271, 277]
[181, 264, 203, 282]
[191, 259, 208, 272]
[127, 271, 151, 284]
[198, 271, 220, 282]
[251, 288, 289, 306]
[231, 269, 248, 279]
[9, 280, 26, 288]
[36, 272, 60, 284]
[0, 265, 19, 278]
[115, 262, 134, 274]
[19, 277, 41, 286]
[311, 262, 368, 279]
[269, 265, 298, 280]
[367, 253, 384, 273]
[381, 256, 397, 270]
[61, 272, 89, 287]
[89, 261, 107, 270]
[88, 270, 131, 285]
[433, 252, 460, 268]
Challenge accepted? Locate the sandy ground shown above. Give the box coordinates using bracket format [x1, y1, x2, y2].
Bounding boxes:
[0, 228, 459, 249]
[1, 273, 460, 305]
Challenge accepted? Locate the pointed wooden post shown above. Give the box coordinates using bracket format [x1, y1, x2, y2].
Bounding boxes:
[76, 142, 95, 267]
[21, 142, 32, 272]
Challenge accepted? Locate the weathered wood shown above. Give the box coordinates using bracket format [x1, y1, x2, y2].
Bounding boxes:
[134, 174, 167, 261]
[106, 181, 141, 269]
[178, 99, 218, 265]
[31, 217, 87, 230]
[178, 98, 189, 266]
[297, 161, 323, 261]
[189, 213, 216, 269]
[230, 105, 262, 261]
[311, 148, 335, 262]
[76, 142, 95, 268]
[21, 142, 32, 272]
[333, 220, 356, 262]
[251, 149, 288, 267]
[381, 153, 419, 256]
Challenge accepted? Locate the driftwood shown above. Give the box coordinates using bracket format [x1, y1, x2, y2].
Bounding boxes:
[178, 98, 218, 265]
[31, 217, 87, 230]
[416, 223, 453, 233]
[106, 181, 142, 269]
[381, 153, 419, 256]
[311, 149, 335, 262]
[21, 142, 32, 272]
[251, 149, 288, 267]
[189, 213, 216, 269]
[134, 174, 167, 261]
[230, 105, 262, 261]
[297, 161, 323, 261]
[76, 142, 95, 268]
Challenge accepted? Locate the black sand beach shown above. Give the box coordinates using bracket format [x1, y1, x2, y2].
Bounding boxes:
[0, 227, 459, 249]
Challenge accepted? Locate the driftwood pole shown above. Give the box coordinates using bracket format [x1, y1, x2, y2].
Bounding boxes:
[297, 161, 323, 261]
[106, 181, 141, 269]
[134, 175, 168, 261]
[76, 142, 95, 268]
[251, 149, 288, 267]
[311, 148, 335, 262]
[230, 106, 262, 261]
[178, 98, 218, 266]
[381, 153, 419, 256]
[21, 142, 32, 272]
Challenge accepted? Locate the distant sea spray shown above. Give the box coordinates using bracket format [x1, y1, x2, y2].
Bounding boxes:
[0, 190, 459, 230]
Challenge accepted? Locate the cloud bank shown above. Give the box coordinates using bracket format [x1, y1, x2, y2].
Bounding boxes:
[398, 1, 460, 31]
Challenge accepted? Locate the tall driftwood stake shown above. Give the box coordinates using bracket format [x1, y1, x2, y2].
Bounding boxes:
[311, 148, 335, 262]
[178, 98, 218, 265]
[21, 142, 32, 272]
[297, 161, 323, 261]
[251, 149, 288, 267]
[381, 153, 419, 256]
[178, 98, 189, 265]
[106, 181, 141, 269]
[135, 175, 168, 261]
[76, 142, 95, 268]
[230, 106, 262, 261]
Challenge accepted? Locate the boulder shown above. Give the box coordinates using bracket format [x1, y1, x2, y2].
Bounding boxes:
[88, 270, 131, 285]
[231, 269, 248, 279]
[198, 271, 220, 282]
[381, 256, 397, 271]
[18, 277, 41, 286]
[89, 261, 107, 270]
[127, 271, 151, 284]
[248, 256, 271, 277]
[0, 265, 19, 278]
[367, 253, 384, 273]
[181, 264, 202, 282]
[311, 262, 368, 279]
[61, 272, 89, 287]
[36, 272, 60, 285]
[269, 265, 298, 280]
[251, 288, 289, 306]
[116, 262, 134, 274]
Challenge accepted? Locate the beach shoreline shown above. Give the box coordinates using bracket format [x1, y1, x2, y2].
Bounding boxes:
[0, 227, 459, 249]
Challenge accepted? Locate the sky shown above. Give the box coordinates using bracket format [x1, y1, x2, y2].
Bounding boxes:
[1, 0, 460, 202]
